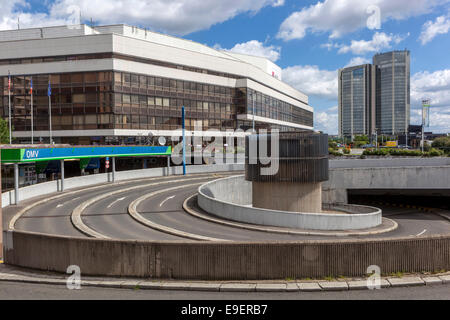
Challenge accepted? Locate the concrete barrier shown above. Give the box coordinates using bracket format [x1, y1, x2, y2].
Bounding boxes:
[1, 163, 244, 208]
[198, 175, 382, 230]
[4, 230, 449, 280]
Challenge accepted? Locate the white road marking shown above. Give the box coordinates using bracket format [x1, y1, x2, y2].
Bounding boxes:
[416, 229, 427, 236]
[159, 195, 175, 207]
[107, 197, 126, 209]
[56, 197, 81, 208]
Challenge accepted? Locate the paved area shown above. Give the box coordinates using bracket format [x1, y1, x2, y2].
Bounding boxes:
[5, 172, 450, 241]
[0, 264, 448, 293]
[0, 281, 448, 300]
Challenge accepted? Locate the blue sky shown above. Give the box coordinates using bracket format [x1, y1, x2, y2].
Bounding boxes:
[1, 0, 449, 133]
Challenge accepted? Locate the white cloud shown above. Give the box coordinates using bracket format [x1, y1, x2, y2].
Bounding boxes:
[345, 56, 370, 67]
[419, 15, 450, 44]
[282, 65, 338, 100]
[411, 69, 450, 132]
[0, 0, 73, 30]
[411, 69, 450, 108]
[338, 32, 408, 55]
[50, 0, 283, 35]
[277, 0, 449, 41]
[410, 107, 450, 133]
[315, 106, 338, 134]
[216, 40, 281, 62]
[0, 0, 284, 35]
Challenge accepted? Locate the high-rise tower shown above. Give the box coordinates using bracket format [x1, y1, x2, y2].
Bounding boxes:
[373, 50, 410, 136]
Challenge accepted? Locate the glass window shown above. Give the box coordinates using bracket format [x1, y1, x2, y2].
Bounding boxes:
[85, 114, 97, 124]
[163, 98, 170, 107]
[73, 94, 85, 103]
[148, 97, 155, 105]
[71, 73, 83, 83]
[155, 97, 162, 106]
[147, 76, 155, 87]
[123, 94, 131, 104]
[85, 73, 97, 83]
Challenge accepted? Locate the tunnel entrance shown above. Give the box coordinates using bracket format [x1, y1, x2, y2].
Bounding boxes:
[347, 189, 450, 210]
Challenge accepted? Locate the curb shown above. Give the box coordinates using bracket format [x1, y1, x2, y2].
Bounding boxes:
[0, 272, 448, 293]
[183, 195, 399, 237]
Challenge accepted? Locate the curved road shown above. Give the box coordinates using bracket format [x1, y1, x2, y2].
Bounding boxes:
[8, 172, 450, 241]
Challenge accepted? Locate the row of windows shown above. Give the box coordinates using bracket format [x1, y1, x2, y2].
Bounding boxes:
[1, 71, 313, 131]
[8, 114, 237, 131]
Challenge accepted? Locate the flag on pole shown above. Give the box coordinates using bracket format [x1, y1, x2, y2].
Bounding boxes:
[48, 80, 52, 96]
[30, 77, 33, 94]
[8, 71, 11, 91]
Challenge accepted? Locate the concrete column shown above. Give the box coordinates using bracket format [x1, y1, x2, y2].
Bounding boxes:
[252, 181, 323, 213]
[112, 157, 116, 183]
[60, 159, 65, 192]
[0, 159, 2, 257]
[167, 156, 171, 175]
[14, 163, 19, 205]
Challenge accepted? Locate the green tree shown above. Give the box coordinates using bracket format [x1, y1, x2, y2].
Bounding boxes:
[432, 137, 450, 151]
[0, 117, 10, 144]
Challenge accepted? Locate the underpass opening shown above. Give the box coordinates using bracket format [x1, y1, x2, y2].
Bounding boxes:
[348, 189, 450, 210]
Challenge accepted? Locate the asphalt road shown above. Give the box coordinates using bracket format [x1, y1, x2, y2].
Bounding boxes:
[0, 281, 448, 300]
[7, 172, 450, 241]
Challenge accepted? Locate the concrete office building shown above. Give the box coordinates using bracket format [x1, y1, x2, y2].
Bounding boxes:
[373, 50, 410, 136]
[0, 24, 313, 145]
[338, 50, 410, 139]
[338, 64, 375, 139]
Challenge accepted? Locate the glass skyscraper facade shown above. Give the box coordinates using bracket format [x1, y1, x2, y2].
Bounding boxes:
[373, 50, 410, 135]
[339, 50, 410, 139]
[338, 64, 375, 139]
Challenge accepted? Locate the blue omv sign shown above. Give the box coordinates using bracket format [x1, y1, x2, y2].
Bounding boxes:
[2, 146, 172, 163]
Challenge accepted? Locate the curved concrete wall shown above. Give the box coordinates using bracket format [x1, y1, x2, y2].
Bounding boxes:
[4, 230, 449, 280]
[2, 163, 244, 208]
[198, 175, 382, 230]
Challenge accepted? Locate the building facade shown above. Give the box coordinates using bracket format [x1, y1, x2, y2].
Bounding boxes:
[338, 50, 410, 139]
[373, 50, 410, 136]
[0, 24, 313, 145]
[338, 64, 375, 139]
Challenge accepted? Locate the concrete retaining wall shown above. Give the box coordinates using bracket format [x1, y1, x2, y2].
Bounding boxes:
[198, 175, 382, 230]
[4, 230, 449, 280]
[1, 163, 244, 208]
[323, 165, 450, 204]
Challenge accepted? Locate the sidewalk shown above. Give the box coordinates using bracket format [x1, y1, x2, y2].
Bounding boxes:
[0, 264, 448, 292]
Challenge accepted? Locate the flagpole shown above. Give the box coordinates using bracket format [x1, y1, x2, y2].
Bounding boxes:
[8, 71, 12, 144]
[30, 77, 34, 145]
[48, 80, 52, 144]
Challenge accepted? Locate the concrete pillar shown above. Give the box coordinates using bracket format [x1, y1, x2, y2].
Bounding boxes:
[60, 159, 65, 192]
[112, 157, 116, 183]
[252, 181, 323, 213]
[14, 163, 19, 205]
[167, 155, 171, 175]
[0, 159, 2, 258]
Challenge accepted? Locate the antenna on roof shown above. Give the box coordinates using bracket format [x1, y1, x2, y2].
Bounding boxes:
[17, 16, 20, 30]
[90, 18, 93, 27]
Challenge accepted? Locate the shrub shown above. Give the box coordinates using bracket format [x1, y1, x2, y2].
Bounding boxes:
[343, 148, 350, 154]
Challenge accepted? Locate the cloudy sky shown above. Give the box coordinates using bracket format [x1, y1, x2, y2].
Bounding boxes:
[1, 0, 449, 134]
